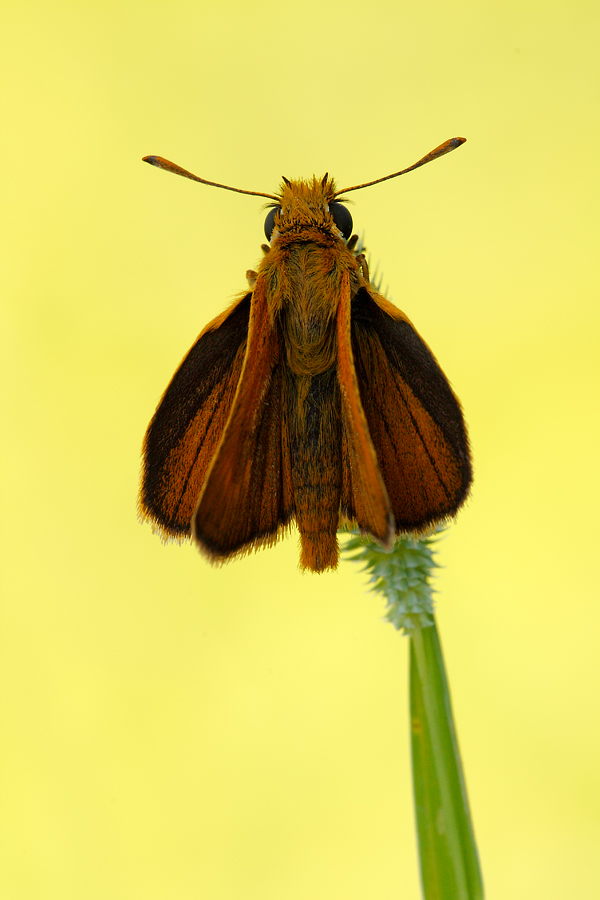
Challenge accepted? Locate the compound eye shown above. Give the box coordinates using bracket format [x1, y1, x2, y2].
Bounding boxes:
[264, 206, 280, 241]
[329, 202, 353, 240]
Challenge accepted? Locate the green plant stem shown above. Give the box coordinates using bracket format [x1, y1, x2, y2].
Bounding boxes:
[410, 620, 484, 900]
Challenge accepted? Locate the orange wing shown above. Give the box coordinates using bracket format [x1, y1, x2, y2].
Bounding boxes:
[350, 285, 472, 533]
[337, 272, 395, 546]
[192, 274, 294, 561]
[140, 292, 251, 537]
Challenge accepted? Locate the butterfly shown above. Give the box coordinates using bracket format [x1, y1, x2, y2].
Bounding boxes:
[140, 138, 471, 571]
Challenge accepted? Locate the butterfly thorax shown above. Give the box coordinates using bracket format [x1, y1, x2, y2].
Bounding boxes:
[260, 177, 361, 375]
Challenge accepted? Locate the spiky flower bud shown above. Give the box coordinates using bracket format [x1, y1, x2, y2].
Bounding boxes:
[342, 531, 442, 633]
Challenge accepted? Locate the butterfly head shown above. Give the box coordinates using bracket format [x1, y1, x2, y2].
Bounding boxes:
[264, 175, 353, 243]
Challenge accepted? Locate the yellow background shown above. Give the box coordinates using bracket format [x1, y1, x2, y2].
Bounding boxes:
[2, 1, 599, 897]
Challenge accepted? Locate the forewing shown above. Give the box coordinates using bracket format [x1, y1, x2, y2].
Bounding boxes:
[337, 272, 395, 546]
[351, 286, 472, 531]
[140, 292, 251, 537]
[192, 274, 294, 561]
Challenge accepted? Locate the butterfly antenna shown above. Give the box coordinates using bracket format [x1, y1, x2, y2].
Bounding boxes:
[335, 137, 466, 196]
[143, 156, 279, 200]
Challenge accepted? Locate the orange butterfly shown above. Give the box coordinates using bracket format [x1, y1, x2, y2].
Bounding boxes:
[140, 138, 471, 572]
